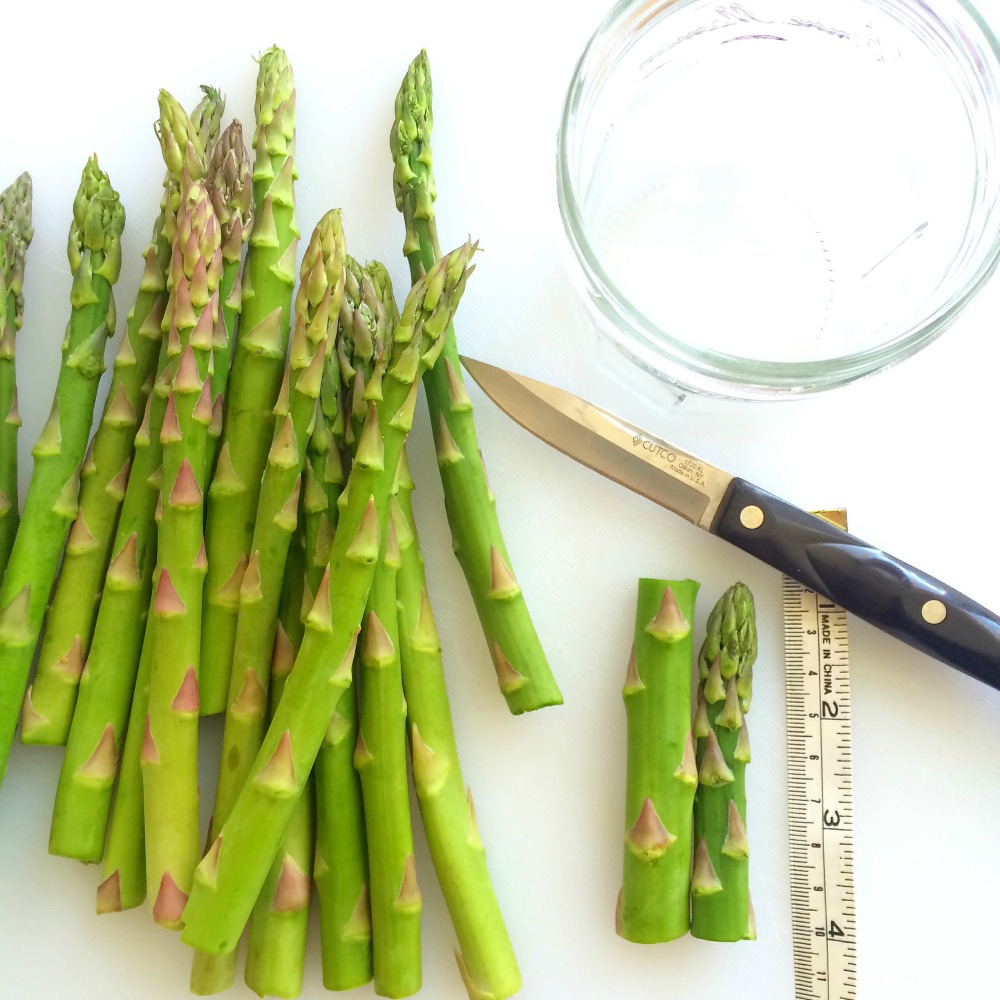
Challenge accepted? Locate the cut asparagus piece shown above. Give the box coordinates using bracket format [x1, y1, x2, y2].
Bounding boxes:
[0, 156, 125, 781]
[201, 46, 298, 716]
[391, 49, 561, 715]
[49, 88, 223, 861]
[395, 454, 521, 998]
[140, 177, 220, 929]
[25, 87, 225, 747]
[180, 240, 477, 956]
[618, 579, 699, 943]
[691, 582, 757, 942]
[0, 173, 34, 581]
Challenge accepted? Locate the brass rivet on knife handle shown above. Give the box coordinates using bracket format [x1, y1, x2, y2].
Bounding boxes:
[784, 509, 857, 1000]
[739, 505, 764, 530]
[922, 599, 947, 625]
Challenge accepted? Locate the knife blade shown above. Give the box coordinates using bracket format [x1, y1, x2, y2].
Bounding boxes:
[460, 356, 1000, 692]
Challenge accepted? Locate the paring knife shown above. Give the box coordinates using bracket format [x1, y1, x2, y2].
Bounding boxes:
[460, 356, 1000, 693]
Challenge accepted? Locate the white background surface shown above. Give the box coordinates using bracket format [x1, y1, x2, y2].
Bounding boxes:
[2, 2, 1000, 999]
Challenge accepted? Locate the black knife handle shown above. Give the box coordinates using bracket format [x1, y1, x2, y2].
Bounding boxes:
[712, 477, 1000, 691]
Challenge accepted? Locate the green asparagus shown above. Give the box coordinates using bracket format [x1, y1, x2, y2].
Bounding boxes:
[180, 240, 478, 956]
[49, 87, 223, 865]
[618, 579, 699, 943]
[0, 156, 125, 781]
[25, 88, 225, 747]
[391, 50, 561, 715]
[140, 177, 220, 928]
[206, 118, 254, 468]
[201, 46, 298, 716]
[691, 582, 757, 942]
[395, 449, 521, 997]
[191, 209, 343, 988]
[308, 384, 374, 992]
[243, 531, 314, 1000]
[0, 173, 33, 581]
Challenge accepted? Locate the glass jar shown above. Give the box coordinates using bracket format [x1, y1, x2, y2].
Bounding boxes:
[557, 0, 1000, 399]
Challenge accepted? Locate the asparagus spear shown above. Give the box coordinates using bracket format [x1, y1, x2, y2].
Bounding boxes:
[205, 118, 253, 468]
[357, 507, 422, 998]
[0, 174, 34, 580]
[0, 156, 125, 781]
[243, 530, 315, 1000]
[201, 46, 298, 716]
[180, 239, 478, 956]
[308, 386, 374, 992]
[141, 176, 221, 929]
[617, 579, 699, 943]
[24, 89, 225, 747]
[341, 257, 518, 995]
[391, 50, 561, 715]
[190, 209, 343, 988]
[338, 258, 422, 997]
[395, 450, 521, 997]
[49, 88, 223, 864]
[691, 582, 757, 942]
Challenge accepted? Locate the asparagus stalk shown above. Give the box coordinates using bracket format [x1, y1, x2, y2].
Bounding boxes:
[342, 257, 518, 995]
[308, 387, 374, 992]
[617, 579, 699, 943]
[180, 239, 478, 956]
[24, 89, 225, 746]
[49, 88, 223, 864]
[0, 157, 125, 780]
[201, 46, 298, 716]
[338, 260, 422, 996]
[391, 50, 561, 715]
[0, 174, 34, 580]
[97, 601, 157, 913]
[356, 508, 422, 999]
[243, 531, 314, 1000]
[140, 177, 221, 929]
[691, 582, 757, 942]
[206, 118, 253, 469]
[395, 451, 521, 997]
[191, 209, 343, 989]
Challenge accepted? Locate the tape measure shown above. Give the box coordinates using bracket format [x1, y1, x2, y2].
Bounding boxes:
[782, 510, 857, 1000]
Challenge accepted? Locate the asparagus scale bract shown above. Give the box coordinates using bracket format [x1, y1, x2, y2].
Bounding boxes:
[181, 239, 478, 957]
[201, 45, 298, 716]
[391, 50, 561, 716]
[691, 582, 757, 942]
[0, 156, 125, 781]
[25, 88, 225, 747]
[0, 173, 34, 581]
[617, 579, 699, 944]
[49, 88, 225, 868]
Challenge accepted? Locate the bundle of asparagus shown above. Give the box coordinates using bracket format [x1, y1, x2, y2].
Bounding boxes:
[0, 45, 536, 1000]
